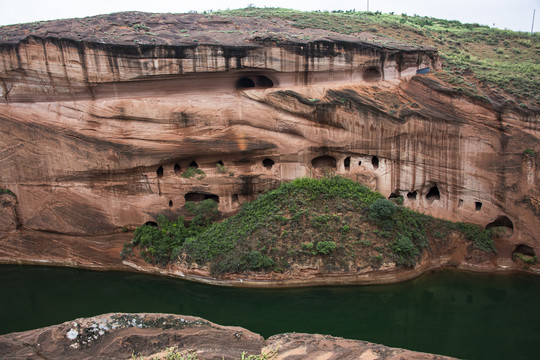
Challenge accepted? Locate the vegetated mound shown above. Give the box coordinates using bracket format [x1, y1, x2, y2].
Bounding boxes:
[123, 176, 498, 276]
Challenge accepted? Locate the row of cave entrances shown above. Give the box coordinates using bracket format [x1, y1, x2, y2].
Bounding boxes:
[311, 155, 379, 170]
[156, 160, 217, 179]
[234, 67, 382, 90]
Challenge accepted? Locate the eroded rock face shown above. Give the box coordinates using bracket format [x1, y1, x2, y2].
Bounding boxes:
[0, 12, 538, 274]
[0, 313, 457, 360]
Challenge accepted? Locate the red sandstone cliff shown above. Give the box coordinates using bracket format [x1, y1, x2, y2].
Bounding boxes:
[0, 12, 538, 281]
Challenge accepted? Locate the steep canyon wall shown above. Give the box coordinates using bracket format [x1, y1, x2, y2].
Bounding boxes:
[0, 13, 538, 269]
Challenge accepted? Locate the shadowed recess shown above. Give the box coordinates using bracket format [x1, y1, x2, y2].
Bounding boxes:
[312, 155, 336, 169]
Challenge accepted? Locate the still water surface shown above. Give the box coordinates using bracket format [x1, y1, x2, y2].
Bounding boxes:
[1, 265, 539, 359]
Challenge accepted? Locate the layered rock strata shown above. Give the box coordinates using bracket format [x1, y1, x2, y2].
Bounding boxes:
[0, 313, 457, 360]
[0, 12, 538, 280]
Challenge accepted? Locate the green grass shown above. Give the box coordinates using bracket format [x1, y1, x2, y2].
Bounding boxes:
[181, 168, 206, 179]
[213, 8, 539, 106]
[0, 188, 16, 197]
[124, 176, 497, 274]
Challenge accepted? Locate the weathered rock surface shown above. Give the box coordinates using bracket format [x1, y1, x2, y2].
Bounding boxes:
[0, 313, 457, 360]
[0, 12, 538, 282]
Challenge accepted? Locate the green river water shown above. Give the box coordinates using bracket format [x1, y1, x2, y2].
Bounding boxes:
[1, 265, 539, 359]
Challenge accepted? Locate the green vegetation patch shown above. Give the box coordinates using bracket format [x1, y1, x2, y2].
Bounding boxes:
[214, 8, 539, 106]
[0, 188, 16, 197]
[123, 176, 497, 274]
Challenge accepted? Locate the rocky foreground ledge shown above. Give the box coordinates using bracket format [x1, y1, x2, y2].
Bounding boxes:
[0, 313, 455, 360]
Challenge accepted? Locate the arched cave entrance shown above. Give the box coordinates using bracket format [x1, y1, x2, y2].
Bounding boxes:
[513, 244, 535, 257]
[426, 185, 440, 201]
[144, 221, 158, 227]
[475, 201, 483, 211]
[217, 160, 224, 166]
[371, 156, 379, 170]
[232, 194, 239, 203]
[486, 215, 514, 231]
[312, 155, 337, 169]
[236, 77, 255, 89]
[189, 161, 199, 169]
[236, 75, 274, 89]
[174, 163, 181, 175]
[363, 67, 382, 82]
[262, 158, 275, 170]
[256, 75, 274, 88]
[169, 200, 173, 207]
[344, 157, 351, 171]
[184, 192, 220, 203]
[156, 166, 164, 178]
[407, 191, 417, 200]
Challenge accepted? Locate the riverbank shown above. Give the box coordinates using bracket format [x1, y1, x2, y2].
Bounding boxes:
[2, 265, 540, 359]
[1, 227, 538, 289]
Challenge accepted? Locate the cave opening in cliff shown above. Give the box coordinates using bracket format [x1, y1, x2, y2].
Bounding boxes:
[388, 191, 401, 200]
[145, 221, 158, 227]
[262, 158, 275, 169]
[358, 160, 362, 166]
[513, 244, 535, 257]
[236, 77, 256, 89]
[486, 215, 514, 231]
[256, 75, 274, 88]
[189, 161, 199, 169]
[371, 156, 379, 170]
[363, 67, 382, 82]
[184, 192, 220, 203]
[426, 185, 440, 201]
[344, 157, 351, 171]
[475, 202, 483, 211]
[407, 191, 417, 200]
[458, 199, 464, 207]
[217, 160, 224, 166]
[169, 200, 173, 207]
[156, 166, 164, 178]
[232, 194, 239, 203]
[312, 155, 337, 169]
[174, 163, 181, 175]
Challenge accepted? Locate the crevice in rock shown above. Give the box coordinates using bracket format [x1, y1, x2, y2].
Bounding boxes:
[145, 221, 158, 227]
